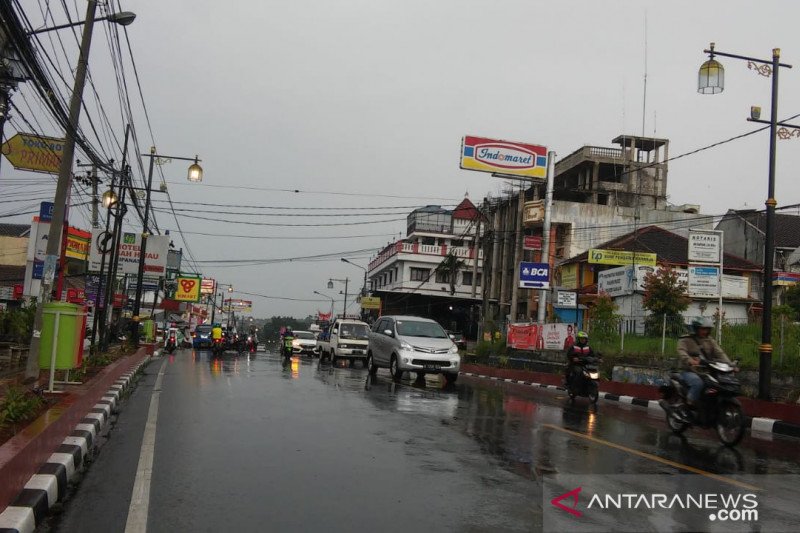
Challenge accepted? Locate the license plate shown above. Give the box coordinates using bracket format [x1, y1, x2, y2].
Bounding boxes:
[424, 364, 441, 370]
[352, 350, 363, 355]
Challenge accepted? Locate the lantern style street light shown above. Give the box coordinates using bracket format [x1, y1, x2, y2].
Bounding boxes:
[698, 43, 793, 400]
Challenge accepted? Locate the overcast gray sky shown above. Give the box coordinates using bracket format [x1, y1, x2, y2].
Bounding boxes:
[5, 0, 800, 318]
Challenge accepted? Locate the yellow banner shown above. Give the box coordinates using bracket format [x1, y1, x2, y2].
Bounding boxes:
[174, 276, 202, 302]
[560, 263, 578, 289]
[361, 296, 381, 310]
[588, 249, 657, 267]
[65, 228, 90, 260]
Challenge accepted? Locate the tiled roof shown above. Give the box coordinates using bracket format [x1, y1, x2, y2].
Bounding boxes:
[452, 197, 479, 220]
[564, 225, 761, 271]
[0, 223, 30, 238]
[727, 210, 800, 248]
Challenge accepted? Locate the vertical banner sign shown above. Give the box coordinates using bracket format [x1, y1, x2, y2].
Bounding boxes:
[460, 136, 548, 179]
[174, 276, 202, 302]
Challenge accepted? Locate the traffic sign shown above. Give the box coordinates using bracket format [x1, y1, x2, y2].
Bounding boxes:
[1, 133, 64, 174]
[519, 261, 550, 289]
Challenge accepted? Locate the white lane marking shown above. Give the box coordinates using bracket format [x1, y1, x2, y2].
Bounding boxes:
[125, 358, 168, 533]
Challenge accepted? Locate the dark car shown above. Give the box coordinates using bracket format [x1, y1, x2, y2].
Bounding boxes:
[447, 331, 467, 351]
[193, 324, 213, 349]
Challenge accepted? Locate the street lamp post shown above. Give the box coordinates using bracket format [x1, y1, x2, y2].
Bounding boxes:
[340, 258, 368, 296]
[328, 278, 349, 316]
[131, 149, 203, 346]
[699, 43, 793, 400]
[26, 2, 137, 378]
[314, 290, 335, 319]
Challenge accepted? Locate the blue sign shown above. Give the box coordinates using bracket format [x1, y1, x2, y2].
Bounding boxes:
[39, 202, 54, 222]
[519, 261, 550, 289]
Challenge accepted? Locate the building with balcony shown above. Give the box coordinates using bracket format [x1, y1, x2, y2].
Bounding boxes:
[480, 133, 713, 324]
[367, 197, 485, 337]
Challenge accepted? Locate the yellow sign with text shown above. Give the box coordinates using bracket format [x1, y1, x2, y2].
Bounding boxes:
[174, 276, 202, 302]
[360, 296, 381, 310]
[588, 249, 657, 267]
[1, 133, 64, 174]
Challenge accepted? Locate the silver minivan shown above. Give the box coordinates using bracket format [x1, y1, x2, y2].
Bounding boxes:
[367, 315, 460, 384]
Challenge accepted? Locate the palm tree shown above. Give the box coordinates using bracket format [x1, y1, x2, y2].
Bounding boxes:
[435, 252, 466, 295]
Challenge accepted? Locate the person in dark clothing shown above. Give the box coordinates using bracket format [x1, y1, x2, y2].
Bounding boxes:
[565, 331, 593, 386]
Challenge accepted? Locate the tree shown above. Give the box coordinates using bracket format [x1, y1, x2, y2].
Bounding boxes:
[589, 292, 622, 342]
[435, 252, 465, 295]
[785, 284, 800, 320]
[642, 265, 691, 336]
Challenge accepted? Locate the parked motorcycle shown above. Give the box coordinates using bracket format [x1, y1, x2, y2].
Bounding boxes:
[567, 355, 601, 404]
[659, 355, 745, 446]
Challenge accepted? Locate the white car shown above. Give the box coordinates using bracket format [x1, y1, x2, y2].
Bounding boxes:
[367, 315, 460, 384]
[291, 330, 319, 356]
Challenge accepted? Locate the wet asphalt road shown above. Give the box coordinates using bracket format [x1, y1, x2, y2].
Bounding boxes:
[47, 348, 800, 533]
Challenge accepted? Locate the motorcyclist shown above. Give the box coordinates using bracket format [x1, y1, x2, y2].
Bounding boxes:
[281, 327, 294, 357]
[677, 317, 731, 411]
[565, 331, 593, 386]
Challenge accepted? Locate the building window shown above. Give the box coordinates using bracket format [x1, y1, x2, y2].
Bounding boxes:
[410, 268, 430, 282]
[451, 239, 464, 247]
[435, 270, 451, 284]
[389, 271, 393, 283]
[462, 271, 473, 286]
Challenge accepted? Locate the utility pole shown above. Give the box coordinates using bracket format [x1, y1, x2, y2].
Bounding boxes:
[90, 165, 99, 228]
[509, 187, 525, 322]
[27, 0, 98, 379]
[537, 151, 556, 325]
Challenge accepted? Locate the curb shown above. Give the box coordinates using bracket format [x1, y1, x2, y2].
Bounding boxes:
[460, 372, 800, 441]
[0, 358, 150, 533]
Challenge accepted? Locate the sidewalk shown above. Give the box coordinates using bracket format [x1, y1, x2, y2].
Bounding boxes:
[461, 363, 800, 439]
[0, 348, 150, 523]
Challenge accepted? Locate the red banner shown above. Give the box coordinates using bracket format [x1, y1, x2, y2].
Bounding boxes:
[318, 311, 332, 321]
[507, 324, 543, 350]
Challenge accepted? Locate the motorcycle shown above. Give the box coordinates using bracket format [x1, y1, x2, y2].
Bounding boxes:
[211, 336, 226, 356]
[659, 355, 745, 447]
[567, 355, 601, 404]
[164, 333, 177, 354]
[246, 335, 256, 353]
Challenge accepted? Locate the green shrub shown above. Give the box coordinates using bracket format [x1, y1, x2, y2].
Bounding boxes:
[1, 386, 44, 425]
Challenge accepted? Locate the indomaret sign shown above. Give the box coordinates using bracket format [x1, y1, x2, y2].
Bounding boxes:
[460, 135, 548, 179]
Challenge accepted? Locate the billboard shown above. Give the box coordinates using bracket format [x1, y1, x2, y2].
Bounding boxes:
[89, 230, 169, 276]
[523, 235, 543, 251]
[1, 133, 64, 174]
[174, 276, 202, 302]
[201, 278, 216, 295]
[507, 324, 543, 351]
[460, 135, 548, 179]
[224, 299, 253, 313]
[541, 323, 578, 351]
[360, 296, 381, 310]
[589, 249, 657, 267]
[65, 227, 91, 260]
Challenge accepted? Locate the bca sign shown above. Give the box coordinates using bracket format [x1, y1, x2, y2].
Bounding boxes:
[519, 262, 550, 289]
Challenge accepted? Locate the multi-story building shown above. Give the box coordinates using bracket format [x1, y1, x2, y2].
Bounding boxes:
[481, 133, 714, 324]
[367, 197, 485, 337]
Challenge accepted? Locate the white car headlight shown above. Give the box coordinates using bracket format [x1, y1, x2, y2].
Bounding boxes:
[449, 344, 459, 353]
[400, 341, 413, 351]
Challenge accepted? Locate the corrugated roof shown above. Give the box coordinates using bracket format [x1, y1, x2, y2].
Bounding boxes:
[0, 223, 30, 238]
[564, 225, 761, 271]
